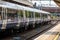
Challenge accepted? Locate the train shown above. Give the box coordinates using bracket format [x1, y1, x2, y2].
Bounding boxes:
[0, 1, 51, 34]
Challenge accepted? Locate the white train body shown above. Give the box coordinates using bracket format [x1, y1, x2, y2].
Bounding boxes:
[0, 1, 51, 31]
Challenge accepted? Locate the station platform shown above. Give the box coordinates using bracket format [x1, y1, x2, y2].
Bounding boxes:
[34, 22, 60, 40]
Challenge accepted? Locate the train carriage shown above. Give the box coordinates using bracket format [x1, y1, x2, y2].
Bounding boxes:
[0, 1, 51, 33]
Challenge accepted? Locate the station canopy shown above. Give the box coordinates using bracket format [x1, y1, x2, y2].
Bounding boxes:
[31, 0, 60, 13]
[41, 7, 60, 12]
[0, 1, 50, 14]
[32, 0, 59, 7]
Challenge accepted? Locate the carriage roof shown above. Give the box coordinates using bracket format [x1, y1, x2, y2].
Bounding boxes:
[0, 1, 50, 14]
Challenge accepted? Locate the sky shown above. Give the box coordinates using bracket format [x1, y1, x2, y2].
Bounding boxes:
[31, 0, 59, 7]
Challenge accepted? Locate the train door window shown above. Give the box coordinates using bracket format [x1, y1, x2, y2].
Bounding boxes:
[41, 14, 44, 19]
[25, 11, 28, 18]
[35, 12, 37, 18]
[44, 14, 47, 18]
[29, 11, 33, 18]
[48, 14, 51, 19]
[40, 13, 42, 18]
[18, 10, 23, 18]
[38, 13, 40, 18]
[25, 11, 30, 18]
[30, 12, 34, 18]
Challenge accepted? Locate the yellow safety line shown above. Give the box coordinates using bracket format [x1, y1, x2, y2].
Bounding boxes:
[54, 33, 59, 40]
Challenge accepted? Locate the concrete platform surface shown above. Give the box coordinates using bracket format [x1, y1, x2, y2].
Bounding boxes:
[34, 22, 60, 40]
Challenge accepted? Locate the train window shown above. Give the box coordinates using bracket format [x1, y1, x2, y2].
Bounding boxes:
[35, 12, 40, 18]
[41, 14, 47, 18]
[44, 14, 47, 18]
[29, 11, 32, 18]
[7, 9, 18, 21]
[29, 11, 34, 18]
[25, 11, 34, 18]
[25, 11, 30, 18]
[18, 10, 23, 18]
[7, 13, 18, 20]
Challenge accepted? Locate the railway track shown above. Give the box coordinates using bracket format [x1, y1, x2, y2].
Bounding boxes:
[26, 21, 59, 40]
[1, 21, 59, 40]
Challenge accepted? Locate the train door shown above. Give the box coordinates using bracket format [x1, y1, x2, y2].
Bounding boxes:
[17, 10, 24, 28]
[25, 11, 34, 23]
[25, 11, 30, 29]
[33, 12, 35, 22]
[28, 11, 34, 22]
[35, 12, 40, 20]
[29, 11, 35, 28]
[40, 13, 43, 23]
[38, 13, 41, 24]
[43, 14, 47, 21]
[21, 10, 27, 30]
[31, 12, 34, 19]
[41, 13, 44, 22]
[1, 8, 7, 30]
[16, 10, 21, 28]
[0, 7, 3, 30]
[35, 12, 40, 24]
[28, 11, 34, 24]
[47, 14, 51, 21]
[32, 12, 35, 28]
[28, 11, 34, 21]
[6, 9, 18, 29]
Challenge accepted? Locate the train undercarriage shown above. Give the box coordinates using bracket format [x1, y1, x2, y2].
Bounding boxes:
[0, 20, 52, 38]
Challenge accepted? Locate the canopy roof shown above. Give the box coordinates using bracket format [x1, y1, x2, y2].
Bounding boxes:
[0, 1, 50, 14]
[41, 7, 60, 12]
[32, 0, 59, 7]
